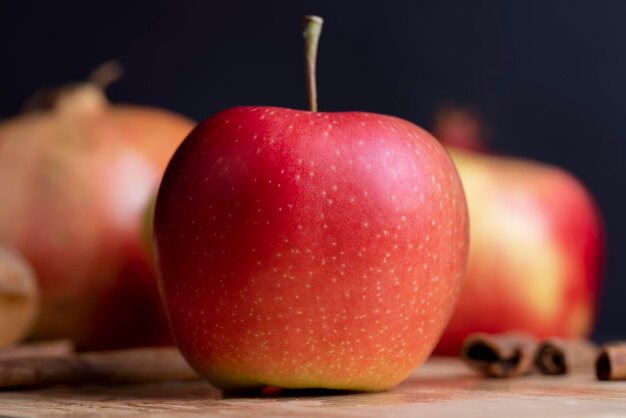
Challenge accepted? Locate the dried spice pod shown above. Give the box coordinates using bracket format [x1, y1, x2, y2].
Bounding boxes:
[535, 338, 598, 375]
[0, 246, 39, 347]
[460, 332, 538, 377]
[596, 343, 626, 381]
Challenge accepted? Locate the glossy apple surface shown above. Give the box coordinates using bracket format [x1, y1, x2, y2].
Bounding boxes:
[154, 106, 468, 391]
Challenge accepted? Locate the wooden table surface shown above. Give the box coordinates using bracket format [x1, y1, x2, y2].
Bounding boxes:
[0, 357, 624, 417]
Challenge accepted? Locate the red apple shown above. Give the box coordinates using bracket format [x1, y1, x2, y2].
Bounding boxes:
[154, 17, 468, 391]
[432, 106, 604, 355]
[0, 65, 195, 349]
[155, 105, 468, 391]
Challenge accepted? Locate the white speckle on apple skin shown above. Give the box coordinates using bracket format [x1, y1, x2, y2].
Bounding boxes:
[154, 106, 468, 391]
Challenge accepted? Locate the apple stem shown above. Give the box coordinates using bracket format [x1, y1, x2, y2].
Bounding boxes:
[88, 60, 124, 90]
[304, 15, 323, 112]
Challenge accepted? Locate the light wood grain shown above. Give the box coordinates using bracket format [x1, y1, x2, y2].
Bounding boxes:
[0, 357, 624, 417]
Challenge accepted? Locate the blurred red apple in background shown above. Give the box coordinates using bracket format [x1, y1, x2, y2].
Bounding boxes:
[154, 17, 468, 391]
[432, 106, 604, 355]
[0, 63, 195, 349]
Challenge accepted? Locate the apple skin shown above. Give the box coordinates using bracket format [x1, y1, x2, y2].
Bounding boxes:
[154, 106, 468, 391]
[0, 86, 194, 349]
[434, 147, 604, 355]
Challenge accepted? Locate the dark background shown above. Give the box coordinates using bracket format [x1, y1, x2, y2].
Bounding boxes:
[1, 0, 624, 340]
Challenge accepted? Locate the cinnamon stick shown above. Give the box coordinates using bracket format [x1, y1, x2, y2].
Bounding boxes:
[0, 340, 74, 362]
[535, 338, 598, 375]
[596, 343, 626, 381]
[0, 346, 199, 389]
[460, 332, 538, 377]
